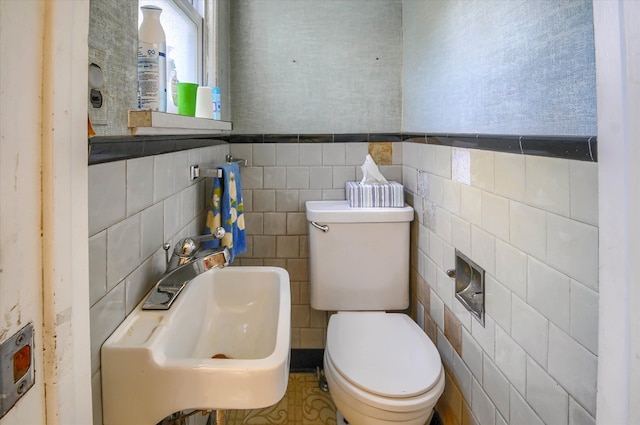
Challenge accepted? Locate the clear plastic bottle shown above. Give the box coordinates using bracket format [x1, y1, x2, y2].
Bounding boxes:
[138, 5, 167, 112]
[166, 46, 179, 114]
[212, 86, 221, 120]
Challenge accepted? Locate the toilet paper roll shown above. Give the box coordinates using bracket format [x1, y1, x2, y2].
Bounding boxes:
[195, 86, 213, 118]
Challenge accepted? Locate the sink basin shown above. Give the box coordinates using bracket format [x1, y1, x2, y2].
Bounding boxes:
[101, 266, 291, 425]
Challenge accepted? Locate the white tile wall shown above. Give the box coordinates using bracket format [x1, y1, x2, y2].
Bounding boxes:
[88, 144, 228, 421]
[229, 141, 403, 348]
[89, 140, 599, 425]
[405, 142, 599, 425]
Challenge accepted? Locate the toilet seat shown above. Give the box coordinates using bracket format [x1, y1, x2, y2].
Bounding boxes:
[326, 312, 443, 400]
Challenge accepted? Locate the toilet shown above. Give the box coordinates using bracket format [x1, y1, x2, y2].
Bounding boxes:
[306, 200, 445, 425]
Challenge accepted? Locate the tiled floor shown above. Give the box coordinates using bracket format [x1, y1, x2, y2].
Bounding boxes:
[225, 373, 337, 425]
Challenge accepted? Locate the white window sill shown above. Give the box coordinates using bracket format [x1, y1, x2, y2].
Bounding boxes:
[128, 110, 232, 136]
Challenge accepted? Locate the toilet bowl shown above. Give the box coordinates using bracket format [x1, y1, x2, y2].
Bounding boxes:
[324, 312, 445, 425]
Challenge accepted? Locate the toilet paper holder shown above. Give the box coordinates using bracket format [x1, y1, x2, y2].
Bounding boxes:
[447, 250, 485, 326]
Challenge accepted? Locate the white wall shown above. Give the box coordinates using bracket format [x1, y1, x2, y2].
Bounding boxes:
[593, 1, 640, 424]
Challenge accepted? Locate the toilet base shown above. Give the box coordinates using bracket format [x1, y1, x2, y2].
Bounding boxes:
[336, 408, 435, 425]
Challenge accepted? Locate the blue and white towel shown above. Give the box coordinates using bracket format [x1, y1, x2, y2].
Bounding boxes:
[202, 162, 246, 262]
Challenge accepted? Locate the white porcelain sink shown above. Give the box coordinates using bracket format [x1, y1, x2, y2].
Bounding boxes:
[101, 266, 291, 425]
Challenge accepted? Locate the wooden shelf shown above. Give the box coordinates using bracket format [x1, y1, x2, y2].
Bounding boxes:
[128, 110, 232, 135]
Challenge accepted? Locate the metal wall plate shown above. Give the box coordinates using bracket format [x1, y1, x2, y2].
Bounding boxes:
[453, 250, 485, 326]
[0, 322, 35, 419]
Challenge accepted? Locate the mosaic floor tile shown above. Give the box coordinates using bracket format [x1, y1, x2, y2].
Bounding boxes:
[225, 373, 337, 425]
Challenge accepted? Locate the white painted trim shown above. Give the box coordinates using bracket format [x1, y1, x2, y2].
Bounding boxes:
[41, 0, 93, 423]
[594, 1, 640, 424]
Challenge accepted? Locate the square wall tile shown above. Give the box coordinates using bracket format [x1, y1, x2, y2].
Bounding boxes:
[345, 143, 369, 165]
[264, 213, 287, 235]
[276, 190, 299, 211]
[141, 203, 164, 260]
[485, 274, 511, 332]
[369, 142, 392, 165]
[163, 193, 182, 239]
[483, 355, 510, 419]
[241, 167, 264, 190]
[299, 144, 323, 166]
[460, 184, 482, 227]
[253, 144, 276, 166]
[526, 156, 570, 217]
[323, 144, 346, 166]
[510, 201, 546, 261]
[548, 324, 597, 415]
[332, 166, 356, 189]
[494, 325, 527, 395]
[451, 215, 471, 256]
[229, 143, 253, 166]
[89, 231, 107, 306]
[433, 145, 452, 179]
[510, 386, 545, 425]
[511, 295, 548, 366]
[126, 156, 154, 216]
[570, 281, 598, 354]
[471, 225, 495, 276]
[253, 190, 276, 212]
[526, 357, 569, 425]
[527, 256, 571, 332]
[88, 161, 126, 235]
[106, 214, 141, 290]
[569, 160, 598, 226]
[471, 377, 496, 425]
[153, 153, 175, 203]
[546, 213, 599, 290]
[89, 283, 126, 375]
[124, 259, 154, 315]
[462, 327, 483, 381]
[494, 152, 525, 202]
[263, 167, 287, 189]
[451, 147, 471, 186]
[569, 397, 596, 425]
[471, 315, 495, 359]
[470, 149, 494, 192]
[495, 239, 527, 300]
[482, 192, 509, 242]
[276, 143, 299, 166]
[286, 167, 310, 189]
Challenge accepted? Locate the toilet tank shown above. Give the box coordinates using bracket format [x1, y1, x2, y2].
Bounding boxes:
[305, 201, 414, 311]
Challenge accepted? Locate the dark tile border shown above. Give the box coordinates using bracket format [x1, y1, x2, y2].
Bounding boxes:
[88, 135, 228, 165]
[88, 132, 597, 164]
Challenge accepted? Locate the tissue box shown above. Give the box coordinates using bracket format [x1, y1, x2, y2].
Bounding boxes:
[345, 181, 405, 207]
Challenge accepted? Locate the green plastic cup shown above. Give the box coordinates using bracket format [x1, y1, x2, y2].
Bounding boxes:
[177, 82, 199, 116]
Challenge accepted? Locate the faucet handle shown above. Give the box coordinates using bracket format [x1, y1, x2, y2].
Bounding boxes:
[188, 227, 226, 243]
[173, 227, 226, 258]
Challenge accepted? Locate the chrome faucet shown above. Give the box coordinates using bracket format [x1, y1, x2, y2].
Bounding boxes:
[142, 228, 230, 310]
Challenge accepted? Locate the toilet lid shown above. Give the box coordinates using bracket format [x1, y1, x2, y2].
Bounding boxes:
[326, 312, 442, 398]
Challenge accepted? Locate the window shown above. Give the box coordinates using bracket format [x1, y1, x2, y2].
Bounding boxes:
[138, 0, 203, 86]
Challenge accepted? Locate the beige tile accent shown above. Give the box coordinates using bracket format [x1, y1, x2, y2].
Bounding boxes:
[444, 306, 463, 356]
[369, 142, 393, 165]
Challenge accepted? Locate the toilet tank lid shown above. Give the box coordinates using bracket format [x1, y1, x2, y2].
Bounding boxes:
[305, 201, 414, 223]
